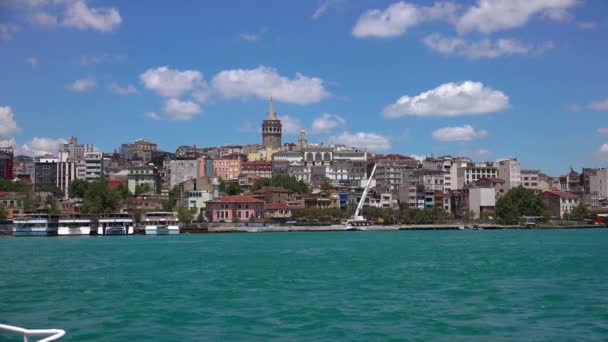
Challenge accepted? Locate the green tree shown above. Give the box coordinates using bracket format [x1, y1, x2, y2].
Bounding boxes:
[68, 178, 89, 199]
[115, 183, 129, 202]
[134, 183, 152, 195]
[495, 187, 546, 225]
[566, 202, 588, 221]
[320, 181, 334, 191]
[0, 202, 7, 220]
[218, 178, 226, 193]
[45, 195, 60, 214]
[177, 206, 192, 224]
[252, 175, 309, 194]
[132, 209, 143, 224]
[0, 179, 32, 192]
[80, 178, 120, 214]
[226, 183, 242, 196]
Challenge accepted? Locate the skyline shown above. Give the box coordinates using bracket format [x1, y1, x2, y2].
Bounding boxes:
[1, 0, 608, 175]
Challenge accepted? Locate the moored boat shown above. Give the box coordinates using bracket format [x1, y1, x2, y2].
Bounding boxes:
[13, 214, 60, 237]
[58, 215, 93, 236]
[143, 212, 180, 235]
[98, 214, 134, 235]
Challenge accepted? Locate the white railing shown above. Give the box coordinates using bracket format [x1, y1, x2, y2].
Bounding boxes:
[0, 323, 65, 342]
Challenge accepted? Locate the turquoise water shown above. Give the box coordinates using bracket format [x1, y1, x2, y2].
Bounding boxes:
[1, 230, 608, 341]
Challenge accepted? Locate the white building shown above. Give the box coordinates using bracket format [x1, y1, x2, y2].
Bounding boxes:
[498, 158, 522, 191]
[468, 187, 496, 219]
[166, 160, 199, 187]
[589, 168, 608, 201]
[456, 162, 498, 189]
[84, 151, 103, 181]
[272, 146, 367, 186]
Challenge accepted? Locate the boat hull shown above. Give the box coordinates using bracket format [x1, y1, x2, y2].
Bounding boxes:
[58, 227, 91, 236]
[145, 226, 180, 235]
[12, 228, 58, 237]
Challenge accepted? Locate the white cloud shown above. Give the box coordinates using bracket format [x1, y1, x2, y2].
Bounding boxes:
[578, 21, 597, 29]
[239, 33, 260, 41]
[0, 137, 17, 149]
[25, 57, 39, 67]
[29, 12, 57, 27]
[474, 148, 491, 159]
[456, 0, 578, 34]
[74, 53, 126, 66]
[0, 106, 20, 138]
[312, 0, 344, 19]
[566, 104, 582, 112]
[311, 113, 346, 133]
[601, 144, 608, 153]
[107, 82, 137, 94]
[330, 131, 391, 151]
[140, 66, 205, 98]
[432, 125, 488, 142]
[598, 128, 608, 136]
[352, 1, 458, 38]
[384, 81, 509, 118]
[423, 34, 554, 59]
[29, 12, 58, 26]
[211, 66, 330, 105]
[239, 27, 267, 42]
[145, 112, 161, 121]
[590, 98, 608, 111]
[19, 137, 67, 156]
[278, 115, 304, 135]
[67, 77, 96, 92]
[164, 98, 202, 121]
[63, 0, 122, 32]
[0, 23, 19, 41]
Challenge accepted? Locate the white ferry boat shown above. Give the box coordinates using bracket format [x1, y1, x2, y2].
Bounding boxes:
[144, 212, 180, 235]
[97, 214, 134, 236]
[58, 216, 92, 236]
[13, 214, 60, 237]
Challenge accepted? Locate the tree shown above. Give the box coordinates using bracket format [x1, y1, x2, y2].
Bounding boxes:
[0, 203, 7, 220]
[566, 202, 588, 221]
[495, 187, 546, 225]
[134, 183, 152, 195]
[45, 195, 60, 214]
[226, 183, 242, 196]
[252, 175, 309, 194]
[132, 209, 143, 224]
[115, 183, 129, 202]
[177, 206, 192, 224]
[320, 181, 334, 191]
[68, 178, 89, 199]
[80, 178, 120, 214]
[0, 179, 31, 192]
[218, 178, 226, 193]
[161, 185, 180, 212]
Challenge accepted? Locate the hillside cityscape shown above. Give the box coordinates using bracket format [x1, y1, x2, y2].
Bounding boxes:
[0, 98, 605, 224]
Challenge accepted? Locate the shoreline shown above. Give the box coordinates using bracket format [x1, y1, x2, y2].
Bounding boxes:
[187, 223, 606, 234]
[1, 224, 605, 236]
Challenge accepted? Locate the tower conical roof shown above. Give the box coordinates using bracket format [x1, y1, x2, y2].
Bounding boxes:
[265, 97, 279, 120]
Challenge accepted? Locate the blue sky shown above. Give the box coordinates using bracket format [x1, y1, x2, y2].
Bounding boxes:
[0, 0, 607, 175]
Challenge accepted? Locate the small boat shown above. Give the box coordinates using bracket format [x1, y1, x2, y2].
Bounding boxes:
[12, 214, 59, 237]
[58, 216, 92, 236]
[98, 214, 134, 236]
[143, 212, 179, 235]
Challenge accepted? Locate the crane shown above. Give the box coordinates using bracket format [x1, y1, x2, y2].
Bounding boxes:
[346, 163, 377, 228]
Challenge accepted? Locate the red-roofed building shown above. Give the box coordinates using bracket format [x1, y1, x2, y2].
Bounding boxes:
[542, 190, 581, 218]
[205, 196, 265, 222]
[241, 161, 272, 179]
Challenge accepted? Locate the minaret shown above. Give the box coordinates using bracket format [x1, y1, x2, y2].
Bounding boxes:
[262, 97, 282, 149]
